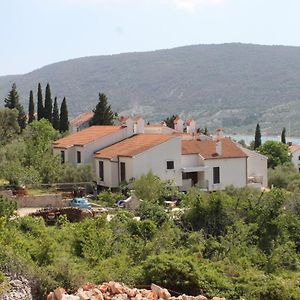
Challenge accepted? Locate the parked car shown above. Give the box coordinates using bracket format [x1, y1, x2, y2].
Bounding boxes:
[70, 197, 92, 209]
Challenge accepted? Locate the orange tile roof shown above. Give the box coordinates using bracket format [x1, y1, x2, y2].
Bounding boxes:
[145, 124, 166, 128]
[53, 126, 123, 149]
[289, 145, 300, 152]
[182, 138, 248, 159]
[70, 112, 94, 126]
[95, 134, 176, 159]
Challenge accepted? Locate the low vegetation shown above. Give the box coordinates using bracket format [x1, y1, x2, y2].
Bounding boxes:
[1, 180, 300, 299]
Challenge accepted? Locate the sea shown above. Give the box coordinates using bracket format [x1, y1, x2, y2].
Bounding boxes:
[228, 135, 300, 146]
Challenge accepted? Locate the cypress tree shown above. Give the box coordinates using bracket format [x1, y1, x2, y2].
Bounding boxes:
[59, 97, 69, 132]
[281, 127, 286, 144]
[4, 83, 27, 131]
[52, 97, 60, 130]
[37, 83, 44, 120]
[90, 93, 114, 125]
[28, 90, 35, 124]
[44, 83, 53, 123]
[254, 123, 262, 150]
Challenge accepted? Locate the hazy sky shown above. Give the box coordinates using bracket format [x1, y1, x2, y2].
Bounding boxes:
[0, 0, 299, 75]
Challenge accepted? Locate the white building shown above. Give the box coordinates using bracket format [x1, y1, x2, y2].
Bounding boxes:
[53, 125, 133, 166]
[181, 138, 248, 191]
[53, 116, 267, 191]
[94, 134, 182, 188]
[240, 147, 268, 188]
[289, 145, 300, 172]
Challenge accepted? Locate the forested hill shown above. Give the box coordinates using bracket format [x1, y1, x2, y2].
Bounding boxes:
[1, 43, 300, 134]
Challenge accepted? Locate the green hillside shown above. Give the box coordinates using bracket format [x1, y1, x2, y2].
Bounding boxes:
[1, 43, 300, 134]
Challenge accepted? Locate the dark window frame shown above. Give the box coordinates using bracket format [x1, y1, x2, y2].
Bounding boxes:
[213, 167, 220, 184]
[77, 151, 81, 164]
[167, 160, 175, 170]
[61, 150, 65, 164]
[99, 161, 104, 181]
[120, 162, 126, 182]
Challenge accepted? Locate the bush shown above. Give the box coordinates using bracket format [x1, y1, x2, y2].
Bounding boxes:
[97, 190, 124, 207]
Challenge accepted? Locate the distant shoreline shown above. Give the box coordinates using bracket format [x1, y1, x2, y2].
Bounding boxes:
[228, 134, 300, 146]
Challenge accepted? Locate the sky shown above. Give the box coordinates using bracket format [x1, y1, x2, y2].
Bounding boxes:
[0, 0, 299, 75]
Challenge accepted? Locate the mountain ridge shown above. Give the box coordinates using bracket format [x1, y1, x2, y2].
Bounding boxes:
[1, 43, 300, 135]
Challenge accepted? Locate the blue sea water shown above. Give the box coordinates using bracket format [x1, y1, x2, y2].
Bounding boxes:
[228, 135, 300, 146]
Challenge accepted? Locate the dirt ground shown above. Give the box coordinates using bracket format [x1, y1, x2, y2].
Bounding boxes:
[16, 208, 42, 217]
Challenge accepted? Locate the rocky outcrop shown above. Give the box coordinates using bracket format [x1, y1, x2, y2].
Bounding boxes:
[0, 274, 32, 300]
[47, 282, 225, 300]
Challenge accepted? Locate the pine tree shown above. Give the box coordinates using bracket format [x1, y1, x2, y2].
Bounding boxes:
[254, 123, 262, 150]
[90, 93, 114, 125]
[59, 97, 69, 133]
[281, 127, 286, 144]
[4, 83, 18, 109]
[28, 90, 35, 124]
[204, 126, 209, 136]
[37, 83, 44, 120]
[4, 83, 27, 131]
[44, 83, 53, 123]
[52, 97, 60, 130]
[164, 115, 176, 129]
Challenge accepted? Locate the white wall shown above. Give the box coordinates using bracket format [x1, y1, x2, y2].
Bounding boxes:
[204, 158, 247, 191]
[131, 137, 182, 186]
[181, 154, 204, 167]
[291, 149, 300, 171]
[242, 148, 268, 188]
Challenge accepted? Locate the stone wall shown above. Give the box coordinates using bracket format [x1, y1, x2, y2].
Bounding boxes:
[0, 191, 66, 208]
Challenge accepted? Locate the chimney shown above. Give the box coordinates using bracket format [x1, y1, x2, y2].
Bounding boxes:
[133, 117, 145, 134]
[186, 119, 196, 134]
[174, 116, 184, 132]
[216, 140, 222, 156]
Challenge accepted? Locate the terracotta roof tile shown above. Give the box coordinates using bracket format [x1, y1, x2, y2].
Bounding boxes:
[53, 126, 123, 149]
[70, 112, 94, 126]
[182, 138, 248, 159]
[95, 134, 176, 159]
[289, 145, 300, 152]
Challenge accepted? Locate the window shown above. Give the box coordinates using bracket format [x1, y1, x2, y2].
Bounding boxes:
[120, 162, 126, 182]
[213, 167, 220, 184]
[167, 160, 174, 170]
[99, 161, 104, 181]
[61, 151, 65, 164]
[77, 151, 81, 163]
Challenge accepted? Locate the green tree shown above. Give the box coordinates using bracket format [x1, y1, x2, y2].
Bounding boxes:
[204, 126, 209, 135]
[132, 172, 178, 204]
[0, 195, 17, 218]
[281, 127, 286, 144]
[254, 123, 261, 150]
[52, 97, 60, 130]
[258, 140, 291, 168]
[37, 83, 44, 120]
[0, 108, 20, 144]
[4, 83, 26, 130]
[44, 83, 53, 123]
[24, 119, 61, 183]
[28, 90, 35, 124]
[164, 115, 176, 129]
[59, 97, 69, 133]
[90, 93, 114, 125]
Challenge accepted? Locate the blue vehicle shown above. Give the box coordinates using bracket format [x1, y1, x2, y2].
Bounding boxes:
[70, 197, 92, 209]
